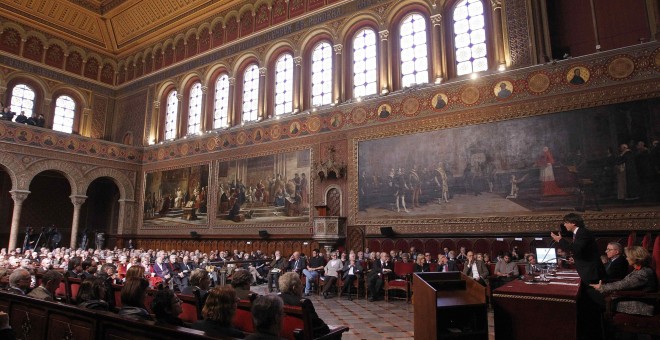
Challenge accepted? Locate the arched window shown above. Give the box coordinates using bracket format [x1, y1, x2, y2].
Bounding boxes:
[352, 28, 378, 98]
[242, 64, 260, 123]
[187, 82, 202, 134]
[311, 42, 333, 107]
[453, 0, 488, 76]
[400, 13, 429, 87]
[52, 95, 76, 133]
[213, 74, 230, 128]
[165, 90, 178, 140]
[274, 53, 293, 115]
[10, 84, 36, 118]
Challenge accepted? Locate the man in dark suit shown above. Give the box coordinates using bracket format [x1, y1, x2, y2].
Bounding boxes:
[288, 251, 306, 275]
[462, 251, 489, 286]
[437, 254, 458, 272]
[604, 242, 628, 282]
[367, 252, 394, 301]
[551, 213, 605, 284]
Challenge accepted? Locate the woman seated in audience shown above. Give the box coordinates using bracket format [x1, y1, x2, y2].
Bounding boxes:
[151, 288, 185, 326]
[118, 277, 152, 321]
[414, 254, 430, 272]
[230, 270, 253, 300]
[181, 268, 211, 303]
[245, 295, 284, 340]
[483, 253, 492, 265]
[76, 277, 109, 311]
[321, 252, 342, 298]
[278, 272, 330, 337]
[589, 246, 658, 316]
[125, 265, 145, 281]
[191, 286, 245, 338]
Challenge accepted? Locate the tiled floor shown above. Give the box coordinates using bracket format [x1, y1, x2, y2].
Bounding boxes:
[252, 284, 495, 340]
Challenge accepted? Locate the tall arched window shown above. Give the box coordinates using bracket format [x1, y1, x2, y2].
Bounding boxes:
[400, 13, 429, 87]
[311, 42, 333, 107]
[10, 84, 36, 118]
[52, 95, 76, 133]
[352, 28, 378, 98]
[242, 64, 260, 122]
[213, 74, 230, 128]
[165, 90, 179, 140]
[453, 0, 488, 76]
[188, 82, 203, 134]
[274, 53, 293, 115]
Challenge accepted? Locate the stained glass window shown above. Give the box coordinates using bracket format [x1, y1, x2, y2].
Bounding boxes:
[352, 28, 378, 98]
[400, 13, 429, 87]
[10, 84, 35, 119]
[213, 74, 230, 128]
[454, 0, 488, 76]
[242, 64, 260, 122]
[53, 95, 75, 133]
[188, 82, 202, 134]
[165, 90, 178, 140]
[311, 42, 333, 106]
[274, 53, 294, 115]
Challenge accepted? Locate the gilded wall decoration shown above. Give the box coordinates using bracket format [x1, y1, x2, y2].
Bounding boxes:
[607, 56, 635, 80]
[432, 93, 449, 110]
[527, 72, 551, 94]
[143, 164, 210, 227]
[566, 66, 590, 85]
[354, 98, 660, 229]
[215, 149, 312, 225]
[493, 80, 513, 99]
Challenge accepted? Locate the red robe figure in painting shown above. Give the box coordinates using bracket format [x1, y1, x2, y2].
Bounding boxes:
[537, 146, 568, 196]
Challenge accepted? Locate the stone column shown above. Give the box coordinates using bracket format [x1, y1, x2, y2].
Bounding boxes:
[258, 67, 267, 121]
[200, 85, 209, 131]
[227, 77, 236, 127]
[293, 56, 302, 112]
[69, 195, 87, 249]
[151, 100, 160, 144]
[118, 199, 136, 235]
[491, 0, 507, 68]
[378, 30, 390, 93]
[430, 14, 445, 82]
[332, 44, 343, 103]
[176, 93, 184, 137]
[8, 190, 30, 251]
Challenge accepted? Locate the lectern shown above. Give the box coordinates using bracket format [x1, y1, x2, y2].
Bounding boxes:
[413, 272, 488, 340]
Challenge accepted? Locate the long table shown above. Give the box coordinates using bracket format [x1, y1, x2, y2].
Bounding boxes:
[492, 271, 581, 340]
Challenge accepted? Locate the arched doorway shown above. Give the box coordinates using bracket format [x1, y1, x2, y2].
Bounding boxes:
[80, 177, 120, 248]
[0, 167, 13, 247]
[22, 170, 73, 249]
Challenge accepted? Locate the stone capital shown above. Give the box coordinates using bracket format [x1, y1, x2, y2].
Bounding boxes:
[293, 56, 302, 66]
[201, 85, 209, 94]
[153, 100, 160, 109]
[333, 44, 343, 55]
[379, 30, 389, 41]
[176, 93, 184, 100]
[259, 67, 267, 76]
[10, 190, 31, 204]
[228, 77, 236, 85]
[70, 195, 88, 207]
[430, 14, 443, 26]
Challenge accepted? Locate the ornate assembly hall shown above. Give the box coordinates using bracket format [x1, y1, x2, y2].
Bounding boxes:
[0, 0, 659, 339]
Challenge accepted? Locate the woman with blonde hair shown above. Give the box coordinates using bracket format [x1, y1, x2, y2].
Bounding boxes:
[191, 286, 245, 338]
[590, 246, 658, 316]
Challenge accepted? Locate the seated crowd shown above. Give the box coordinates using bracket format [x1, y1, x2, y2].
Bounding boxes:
[0, 105, 45, 127]
[0, 240, 655, 338]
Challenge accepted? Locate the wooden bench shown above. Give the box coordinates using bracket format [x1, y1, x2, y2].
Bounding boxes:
[0, 290, 237, 340]
[234, 297, 349, 340]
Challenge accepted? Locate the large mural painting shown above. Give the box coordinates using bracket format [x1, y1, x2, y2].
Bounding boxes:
[357, 99, 660, 221]
[216, 149, 311, 224]
[143, 165, 209, 226]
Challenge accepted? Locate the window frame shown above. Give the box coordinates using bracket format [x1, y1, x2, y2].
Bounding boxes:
[212, 72, 231, 129]
[309, 40, 334, 108]
[163, 89, 179, 141]
[51, 94, 77, 134]
[272, 52, 295, 116]
[446, 0, 495, 79]
[347, 24, 380, 99]
[391, 11, 432, 90]
[241, 63, 261, 123]
[186, 81, 203, 135]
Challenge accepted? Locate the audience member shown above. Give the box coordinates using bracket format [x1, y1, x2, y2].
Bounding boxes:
[191, 286, 245, 338]
[321, 252, 342, 298]
[414, 254, 430, 272]
[118, 278, 152, 321]
[27, 270, 62, 301]
[76, 277, 110, 311]
[462, 251, 489, 286]
[7, 268, 30, 295]
[302, 249, 325, 296]
[493, 252, 519, 289]
[589, 246, 658, 316]
[151, 288, 185, 326]
[278, 272, 330, 337]
[267, 251, 287, 293]
[230, 269, 253, 300]
[367, 252, 394, 301]
[14, 111, 28, 124]
[246, 295, 284, 340]
[339, 253, 362, 300]
[437, 254, 458, 272]
[604, 242, 628, 282]
[525, 254, 539, 275]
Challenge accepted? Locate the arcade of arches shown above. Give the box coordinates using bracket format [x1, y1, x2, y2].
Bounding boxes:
[1, 0, 659, 253]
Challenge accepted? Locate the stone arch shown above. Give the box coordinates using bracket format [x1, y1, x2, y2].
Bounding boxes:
[299, 28, 337, 53]
[155, 79, 179, 100]
[263, 40, 296, 63]
[80, 167, 135, 200]
[338, 13, 382, 41]
[46, 38, 68, 52]
[231, 51, 262, 75]
[224, 11, 240, 24]
[198, 22, 212, 34]
[210, 16, 225, 32]
[101, 57, 118, 69]
[179, 71, 205, 90]
[0, 153, 23, 191]
[384, 0, 432, 24]
[23, 159, 82, 194]
[173, 33, 186, 46]
[5, 72, 50, 98]
[323, 185, 343, 216]
[185, 28, 198, 40]
[238, 4, 256, 19]
[254, 0, 273, 11]
[67, 46, 88, 60]
[203, 62, 232, 84]
[50, 85, 89, 112]
[24, 30, 48, 46]
[0, 22, 27, 38]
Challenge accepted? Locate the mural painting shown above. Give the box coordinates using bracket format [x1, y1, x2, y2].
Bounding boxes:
[216, 149, 311, 224]
[357, 99, 660, 221]
[143, 165, 209, 226]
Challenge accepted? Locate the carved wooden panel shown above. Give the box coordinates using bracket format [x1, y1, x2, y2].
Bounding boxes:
[23, 37, 44, 62]
[84, 57, 100, 80]
[199, 28, 211, 52]
[45, 44, 65, 69]
[65, 51, 83, 75]
[326, 188, 341, 216]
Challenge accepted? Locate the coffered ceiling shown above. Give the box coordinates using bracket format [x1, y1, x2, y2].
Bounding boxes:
[1, 0, 240, 56]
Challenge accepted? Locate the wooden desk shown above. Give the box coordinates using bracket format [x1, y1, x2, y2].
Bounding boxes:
[493, 272, 581, 340]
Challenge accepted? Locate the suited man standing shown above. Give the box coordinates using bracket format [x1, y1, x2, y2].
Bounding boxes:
[551, 213, 605, 284]
[367, 252, 394, 301]
[604, 242, 628, 282]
